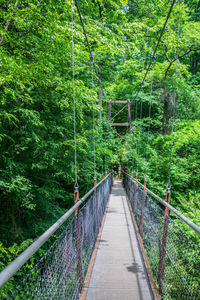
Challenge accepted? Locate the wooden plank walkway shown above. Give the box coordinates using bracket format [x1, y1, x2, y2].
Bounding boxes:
[84, 179, 153, 300]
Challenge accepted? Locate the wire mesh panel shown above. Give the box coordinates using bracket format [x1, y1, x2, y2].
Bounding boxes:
[9, 174, 113, 300]
[123, 173, 200, 300]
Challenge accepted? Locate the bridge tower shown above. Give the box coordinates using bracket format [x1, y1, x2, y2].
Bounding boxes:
[108, 100, 132, 134]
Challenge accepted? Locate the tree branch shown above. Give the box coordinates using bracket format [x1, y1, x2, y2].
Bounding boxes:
[163, 46, 200, 80]
[97, 1, 103, 20]
[0, 30, 32, 47]
[164, 45, 171, 62]
[0, 0, 19, 46]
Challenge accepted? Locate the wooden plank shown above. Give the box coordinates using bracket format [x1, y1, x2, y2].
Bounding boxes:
[127, 101, 132, 134]
[112, 123, 129, 126]
[110, 100, 128, 103]
[84, 180, 154, 300]
[80, 195, 111, 300]
[127, 200, 160, 300]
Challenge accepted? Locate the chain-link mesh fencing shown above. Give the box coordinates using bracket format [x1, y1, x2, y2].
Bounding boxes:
[123, 173, 200, 300]
[9, 174, 113, 299]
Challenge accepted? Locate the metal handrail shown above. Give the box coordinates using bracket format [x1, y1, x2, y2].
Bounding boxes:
[0, 172, 112, 288]
[123, 171, 200, 236]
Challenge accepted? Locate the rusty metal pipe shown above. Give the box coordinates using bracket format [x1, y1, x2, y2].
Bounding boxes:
[0, 172, 112, 288]
[158, 187, 171, 294]
[122, 171, 200, 236]
[140, 177, 147, 235]
[74, 187, 82, 293]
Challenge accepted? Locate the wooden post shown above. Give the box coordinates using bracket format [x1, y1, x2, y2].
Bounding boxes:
[74, 187, 82, 293]
[158, 187, 171, 295]
[108, 101, 112, 120]
[107, 100, 132, 134]
[133, 173, 138, 210]
[140, 177, 147, 235]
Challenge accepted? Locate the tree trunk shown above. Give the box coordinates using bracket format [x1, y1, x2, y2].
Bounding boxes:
[98, 86, 102, 119]
[0, 0, 19, 46]
[162, 87, 169, 135]
[98, 67, 102, 119]
[192, 53, 198, 74]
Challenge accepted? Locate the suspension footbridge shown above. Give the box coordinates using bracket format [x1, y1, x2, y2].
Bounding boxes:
[0, 172, 199, 299]
[0, 0, 200, 299]
[84, 180, 153, 300]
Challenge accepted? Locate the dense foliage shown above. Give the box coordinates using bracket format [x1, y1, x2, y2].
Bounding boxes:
[0, 0, 200, 296]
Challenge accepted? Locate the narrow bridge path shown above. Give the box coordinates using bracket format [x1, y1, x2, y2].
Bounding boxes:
[85, 179, 153, 300]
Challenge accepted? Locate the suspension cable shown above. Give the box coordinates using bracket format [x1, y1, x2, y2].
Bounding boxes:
[129, 94, 138, 175]
[133, 98, 137, 170]
[137, 0, 176, 92]
[130, 0, 176, 176]
[104, 115, 107, 174]
[130, 100, 135, 174]
[168, 0, 181, 188]
[136, 83, 145, 175]
[91, 54, 96, 178]
[100, 88, 105, 175]
[144, 55, 156, 177]
[112, 0, 177, 121]
[71, 0, 78, 188]
[74, 0, 176, 180]
[74, 0, 107, 100]
[74, 0, 176, 156]
[144, 81, 153, 178]
[133, 92, 139, 175]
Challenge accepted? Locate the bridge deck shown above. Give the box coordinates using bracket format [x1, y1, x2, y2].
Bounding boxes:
[84, 179, 153, 300]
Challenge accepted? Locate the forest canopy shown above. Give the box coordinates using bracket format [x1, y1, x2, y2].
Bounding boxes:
[0, 0, 200, 296]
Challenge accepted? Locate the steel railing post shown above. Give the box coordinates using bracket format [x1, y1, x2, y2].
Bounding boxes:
[94, 176, 98, 232]
[140, 177, 147, 235]
[133, 173, 138, 210]
[102, 173, 105, 212]
[0, 173, 112, 289]
[130, 172, 134, 201]
[158, 187, 171, 295]
[74, 186, 82, 293]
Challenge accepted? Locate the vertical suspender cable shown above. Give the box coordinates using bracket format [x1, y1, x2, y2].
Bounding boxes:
[104, 119, 107, 174]
[133, 98, 137, 169]
[130, 102, 135, 175]
[126, 0, 177, 179]
[130, 93, 138, 174]
[91, 54, 96, 178]
[71, 0, 78, 188]
[131, 0, 176, 101]
[133, 92, 139, 176]
[144, 81, 153, 178]
[74, 0, 107, 101]
[136, 82, 144, 175]
[100, 89, 104, 175]
[134, 0, 177, 177]
[144, 56, 156, 178]
[168, 0, 181, 188]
